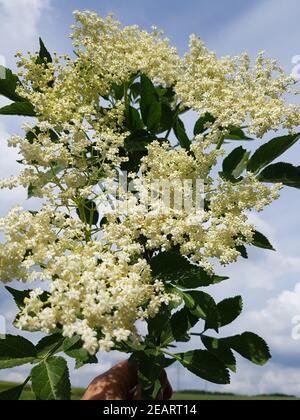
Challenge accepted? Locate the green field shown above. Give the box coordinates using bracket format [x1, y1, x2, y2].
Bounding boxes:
[0, 382, 298, 400]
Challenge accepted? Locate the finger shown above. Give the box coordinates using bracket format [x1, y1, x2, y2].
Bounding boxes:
[131, 385, 142, 400]
[82, 360, 138, 400]
[160, 370, 173, 401]
[163, 379, 173, 400]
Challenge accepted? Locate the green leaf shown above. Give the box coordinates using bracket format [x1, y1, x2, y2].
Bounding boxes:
[236, 245, 248, 259]
[150, 251, 228, 288]
[222, 332, 271, 366]
[251, 230, 275, 251]
[37, 38, 53, 65]
[63, 336, 97, 369]
[5, 287, 31, 309]
[28, 184, 37, 199]
[174, 118, 191, 150]
[0, 335, 37, 369]
[112, 82, 124, 101]
[130, 82, 141, 99]
[225, 126, 253, 141]
[5, 286, 50, 309]
[129, 352, 168, 399]
[147, 304, 171, 345]
[217, 296, 243, 327]
[120, 129, 156, 173]
[194, 113, 216, 136]
[76, 199, 99, 225]
[140, 74, 158, 126]
[124, 105, 144, 131]
[0, 384, 25, 401]
[159, 104, 175, 133]
[222, 146, 248, 177]
[201, 336, 236, 373]
[36, 333, 64, 358]
[170, 307, 199, 342]
[147, 102, 162, 131]
[24, 127, 59, 144]
[123, 130, 154, 152]
[232, 151, 251, 178]
[247, 133, 300, 173]
[177, 350, 230, 384]
[0, 67, 25, 102]
[0, 101, 36, 116]
[31, 356, 71, 400]
[258, 162, 300, 189]
[182, 291, 219, 330]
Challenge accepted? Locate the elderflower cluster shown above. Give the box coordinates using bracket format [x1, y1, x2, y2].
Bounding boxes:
[0, 206, 175, 353]
[176, 36, 300, 137]
[104, 142, 281, 272]
[0, 11, 296, 353]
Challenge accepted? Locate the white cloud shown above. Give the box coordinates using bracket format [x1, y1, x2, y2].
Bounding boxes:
[0, 0, 50, 62]
[0, 123, 27, 216]
[218, 361, 300, 397]
[210, 0, 300, 66]
[225, 253, 300, 292]
[243, 283, 300, 358]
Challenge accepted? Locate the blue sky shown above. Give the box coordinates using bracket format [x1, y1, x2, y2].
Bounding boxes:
[1, 0, 300, 396]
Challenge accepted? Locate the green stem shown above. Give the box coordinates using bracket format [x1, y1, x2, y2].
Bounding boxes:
[161, 350, 181, 362]
[216, 135, 225, 150]
[23, 376, 31, 387]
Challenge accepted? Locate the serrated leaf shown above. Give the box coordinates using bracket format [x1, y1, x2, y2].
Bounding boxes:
[182, 290, 219, 330]
[201, 335, 236, 373]
[232, 151, 251, 178]
[36, 333, 64, 358]
[130, 82, 141, 99]
[222, 332, 271, 366]
[177, 350, 230, 384]
[0, 67, 25, 102]
[194, 113, 216, 136]
[129, 352, 168, 399]
[147, 304, 171, 344]
[247, 134, 300, 173]
[174, 118, 190, 150]
[5, 287, 50, 310]
[159, 103, 175, 133]
[251, 230, 275, 251]
[124, 105, 144, 131]
[170, 307, 199, 342]
[222, 146, 248, 177]
[258, 162, 300, 189]
[0, 101, 36, 116]
[150, 251, 228, 288]
[37, 38, 53, 65]
[217, 296, 243, 327]
[140, 74, 159, 126]
[236, 245, 248, 259]
[31, 356, 71, 400]
[147, 102, 162, 131]
[225, 126, 253, 141]
[63, 336, 97, 369]
[5, 287, 31, 309]
[0, 335, 37, 369]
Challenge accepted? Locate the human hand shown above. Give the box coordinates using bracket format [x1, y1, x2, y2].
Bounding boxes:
[82, 360, 173, 400]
